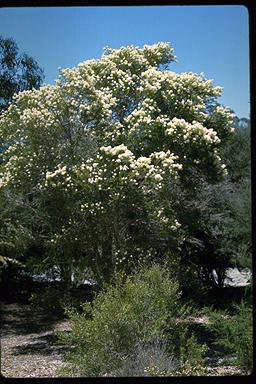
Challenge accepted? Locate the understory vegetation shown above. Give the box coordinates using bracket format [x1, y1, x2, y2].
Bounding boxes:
[56, 264, 252, 377]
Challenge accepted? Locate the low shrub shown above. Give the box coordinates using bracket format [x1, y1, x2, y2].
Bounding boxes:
[233, 301, 253, 373]
[57, 265, 179, 376]
[111, 338, 178, 377]
[202, 301, 253, 373]
[57, 264, 209, 377]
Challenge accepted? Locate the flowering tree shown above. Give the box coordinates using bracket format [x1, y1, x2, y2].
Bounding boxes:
[0, 43, 234, 286]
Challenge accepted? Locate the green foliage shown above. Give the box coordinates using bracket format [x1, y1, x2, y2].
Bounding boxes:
[233, 302, 253, 373]
[208, 118, 251, 270]
[220, 117, 250, 184]
[30, 282, 93, 316]
[0, 41, 251, 378]
[0, 189, 33, 257]
[57, 265, 211, 377]
[30, 287, 65, 315]
[58, 265, 181, 376]
[175, 116, 251, 294]
[203, 119, 252, 271]
[202, 301, 253, 373]
[0, 35, 44, 113]
[164, 310, 209, 375]
[179, 328, 208, 367]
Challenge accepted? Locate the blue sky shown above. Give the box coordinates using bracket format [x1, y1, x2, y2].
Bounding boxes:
[0, 5, 250, 118]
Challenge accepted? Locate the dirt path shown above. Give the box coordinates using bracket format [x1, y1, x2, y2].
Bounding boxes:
[0, 301, 73, 378]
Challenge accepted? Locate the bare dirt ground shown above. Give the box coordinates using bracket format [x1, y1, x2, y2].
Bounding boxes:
[0, 301, 73, 378]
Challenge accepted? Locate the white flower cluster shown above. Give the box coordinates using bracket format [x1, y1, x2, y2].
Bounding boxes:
[165, 117, 220, 146]
[0, 169, 12, 188]
[0, 154, 36, 189]
[214, 106, 235, 133]
[44, 164, 68, 188]
[137, 67, 164, 94]
[114, 248, 135, 266]
[150, 150, 182, 169]
[102, 42, 175, 70]
[46, 164, 67, 179]
[137, 69, 224, 123]
[125, 98, 160, 136]
[74, 144, 182, 196]
[10, 86, 63, 133]
[76, 144, 135, 191]
[143, 41, 177, 66]
[156, 208, 169, 224]
[0, 41, 235, 196]
[133, 150, 181, 192]
[100, 144, 135, 159]
[212, 149, 228, 176]
[3, 144, 18, 155]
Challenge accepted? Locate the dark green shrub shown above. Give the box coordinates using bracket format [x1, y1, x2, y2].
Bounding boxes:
[30, 287, 67, 315]
[202, 301, 253, 373]
[179, 327, 208, 367]
[30, 285, 89, 316]
[165, 317, 209, 375]
[229, 301, 253, 373]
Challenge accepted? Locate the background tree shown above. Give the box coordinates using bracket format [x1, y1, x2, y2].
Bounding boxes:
[0, 36, 44, 113]
[0, 35, 45, 168]
[0, 36, 44, 287]
[217, 117, 251, 270]
[175, 116, 251, 297]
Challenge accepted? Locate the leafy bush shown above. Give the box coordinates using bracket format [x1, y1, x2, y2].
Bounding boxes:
[58, 264, 182, 376]
[179, 327, 208, 367]
[57, 264, 210, 376]
[163, 317, 209, 376]
[202, 301, 253, 373]
[233, 302, 253, 373]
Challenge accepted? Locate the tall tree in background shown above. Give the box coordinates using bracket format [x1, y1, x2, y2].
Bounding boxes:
[177, 115, 251, 295]
[0, 36, 44, 113]
[0, 36, 44, 282]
